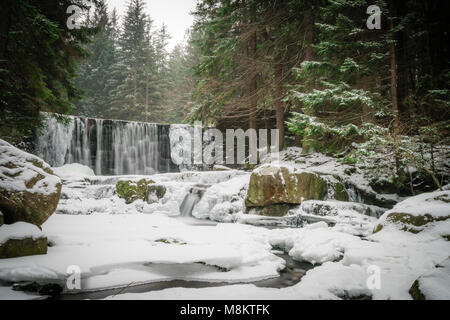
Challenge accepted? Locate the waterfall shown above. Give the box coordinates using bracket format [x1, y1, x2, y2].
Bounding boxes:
[35, 113, 178, 175]
[179, 185, 208, 217]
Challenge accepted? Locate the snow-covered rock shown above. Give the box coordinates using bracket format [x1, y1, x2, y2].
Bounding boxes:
[409, 258, 450, 300]
[0, 139, 62, 226]
[0, 222, 47, 258]
[52, 163, 95, 178]
[193, 174, 249, 222]
[269, 222, 362, 265]
[300, 200, 385, 219]
[374, 190, 450, 234]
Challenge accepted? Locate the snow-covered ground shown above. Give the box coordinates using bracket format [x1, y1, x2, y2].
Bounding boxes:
[1, 161, 449, 300]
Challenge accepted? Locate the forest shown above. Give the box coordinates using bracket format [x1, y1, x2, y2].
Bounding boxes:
[0, 0, 449, 302]
[1, 0, 449, 194]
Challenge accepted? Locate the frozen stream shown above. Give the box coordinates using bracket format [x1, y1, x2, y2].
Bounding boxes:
[49, 253, 313, 300]
[2, 167, 448, 300]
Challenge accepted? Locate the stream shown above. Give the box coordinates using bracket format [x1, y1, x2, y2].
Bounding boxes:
[49, 253, 314, 300]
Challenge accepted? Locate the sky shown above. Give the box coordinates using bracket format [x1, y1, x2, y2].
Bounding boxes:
[106, 0, 198, 51]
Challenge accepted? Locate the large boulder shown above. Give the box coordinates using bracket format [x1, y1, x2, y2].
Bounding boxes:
[0, 139, 62, 227]
[0, 222, 47, 259]
[245, 165, 328, 208]
[374, 190, 450, 234]
[409, 259, 450, 300]
[116, 179, 166, 204]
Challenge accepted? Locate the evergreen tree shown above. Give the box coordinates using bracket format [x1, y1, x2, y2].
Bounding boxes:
[110, 0, 150, 121]
[0, 0, 92, 145]
[73, 0, 118, 118]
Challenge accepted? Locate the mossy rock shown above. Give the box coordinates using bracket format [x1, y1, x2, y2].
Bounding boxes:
[374, 212, 450, 234]
[333, 183, 349, 202]
[116, 179, 166, 204]
[245, 166, 328, 208]
[409, 280, 426, 300]
[0, 211, 3, 226]
[260, 204, 293, 217]
[148, 185, 167, 201]
[0, 237, 47, 259]
[0, 140, 62, 227]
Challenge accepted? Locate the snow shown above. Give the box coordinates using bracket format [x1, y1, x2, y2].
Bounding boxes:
[0, 222, 45, 245]
[272, 148, 402, 205]
[52, 163, 95, 178]
[380, 190, 450, 219]
[0, 139, 61, 195]
[0, 214, 284, 292]
[269, 222, 362, 265]
[416, 258, 450, 300]
[193, 174, 249, 222]
[291, 200, 385, 236]
[0, 156, 449, 300]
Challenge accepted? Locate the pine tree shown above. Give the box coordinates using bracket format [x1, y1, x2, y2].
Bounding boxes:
[0, 0, 92, 145]
[110, 0, 150, 121]
[73, 0, 118, 118]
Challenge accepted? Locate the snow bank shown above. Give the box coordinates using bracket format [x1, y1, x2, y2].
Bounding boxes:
[415, 258, 450, 300]
[269, 222, 361, 265]
[381, 190, 450, 219]
[0, 222, 45, 245]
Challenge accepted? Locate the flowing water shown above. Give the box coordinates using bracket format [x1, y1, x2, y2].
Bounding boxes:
[179, 185, 209, 217]
[35, 114, 179, 175]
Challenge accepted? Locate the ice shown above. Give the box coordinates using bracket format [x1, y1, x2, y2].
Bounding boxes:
[1, 150, 449, 300]
[52, 163, 95, 178]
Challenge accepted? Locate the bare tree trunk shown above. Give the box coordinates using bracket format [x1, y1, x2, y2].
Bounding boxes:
[274, 56, 285, 148]
[248, 29, 257, 131]
[389, 2, 401, 174]
[304, 6, 314, 62]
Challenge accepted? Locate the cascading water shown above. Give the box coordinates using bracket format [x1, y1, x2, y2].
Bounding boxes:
[180, 185, 208, 217]
[35, 114, 179, 175]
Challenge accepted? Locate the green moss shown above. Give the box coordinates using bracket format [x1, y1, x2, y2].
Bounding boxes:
[245, 167, 328, 208]
[260, 204, 293, 217]
[333, 183, 349, 202]
[373, 224, 384, 234]
[374, 212, 450, 234]
[148, 185, 166, 200]
[0, 237, 47, 259]
[116, 179, 166, 204]
[409, 280, 426, 300]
